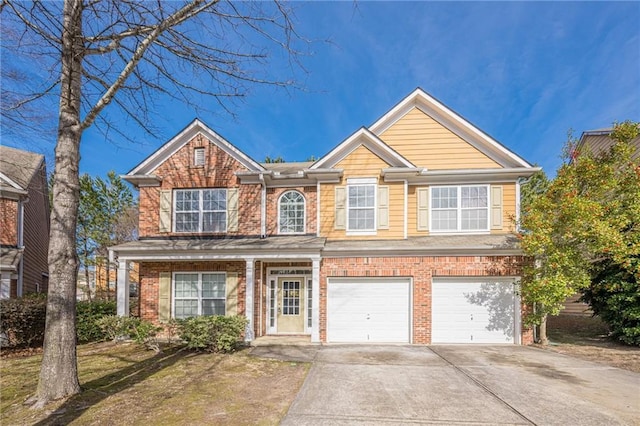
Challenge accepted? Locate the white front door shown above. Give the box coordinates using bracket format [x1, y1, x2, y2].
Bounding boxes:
[277, 278, 305, 333]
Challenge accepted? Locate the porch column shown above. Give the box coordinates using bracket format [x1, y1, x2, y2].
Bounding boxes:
[0, 272, 11, 299]
[244, 257, 255, 342]
[116, 260, 130, 316]
[311, 258, 320, 343]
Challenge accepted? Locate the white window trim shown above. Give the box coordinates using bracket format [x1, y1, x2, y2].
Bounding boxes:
[194, 147, 205, 166]
[277, 190, 306, 235]
[429, 184, 490, 233]
[346, 177, 377, 235]
[173, 188, 227, 233]
[172, 271, 227, 318]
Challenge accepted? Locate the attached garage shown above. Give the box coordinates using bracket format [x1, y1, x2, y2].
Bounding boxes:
[327, 278, 411, 343]
[432, 278, 520, 344]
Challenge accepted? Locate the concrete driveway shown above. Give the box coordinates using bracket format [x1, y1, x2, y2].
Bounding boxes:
[252, 344, 640, 425]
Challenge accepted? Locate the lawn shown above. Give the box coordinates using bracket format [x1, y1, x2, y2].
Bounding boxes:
[543, 315, 640, 373]
[1, 342, 309, 425]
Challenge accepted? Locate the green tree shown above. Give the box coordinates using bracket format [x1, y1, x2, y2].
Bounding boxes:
[77, 172, 135, 301]
[3, 0, 304, 406]
[519, 121, 640, 344]
[264, 155, 286, 163]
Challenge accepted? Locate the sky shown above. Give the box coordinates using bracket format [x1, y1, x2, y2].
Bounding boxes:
[2, 1, 639, 182]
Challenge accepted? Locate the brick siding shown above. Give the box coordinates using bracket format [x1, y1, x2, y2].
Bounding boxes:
[0, 198, 18, 246]
[265, 186, 317, 235]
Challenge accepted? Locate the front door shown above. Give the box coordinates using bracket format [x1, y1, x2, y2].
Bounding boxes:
[277, 278, 304, 333]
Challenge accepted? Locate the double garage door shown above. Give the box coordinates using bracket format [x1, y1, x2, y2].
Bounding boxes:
[326, 277, 518, 344]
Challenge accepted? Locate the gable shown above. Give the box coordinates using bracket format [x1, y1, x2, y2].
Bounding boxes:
[379, 107, 500, 170]
[128, 119, 264, 177]
[334, 145, 391, 176]
[370, 88, 532, 169]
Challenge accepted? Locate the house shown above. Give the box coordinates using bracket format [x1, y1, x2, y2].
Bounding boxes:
[560, 126, 640, 316]
[0, 146, 50, 298]
[110, 88, 540, 344]
[77, 258, 139, 301]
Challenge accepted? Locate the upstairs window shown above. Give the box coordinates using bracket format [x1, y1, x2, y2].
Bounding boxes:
[175, 189, 227, 232]
[279, 191, 305, 234]
[347, 178, 376, 232]
[431, 185, 489, 232]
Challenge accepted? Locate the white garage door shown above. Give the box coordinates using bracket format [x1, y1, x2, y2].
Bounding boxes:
[327, 278, 411, 343]
[432, 279, 518, 344]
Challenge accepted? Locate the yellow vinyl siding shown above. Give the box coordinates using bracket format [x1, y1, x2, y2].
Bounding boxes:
[495, 182, 517, 233]
[379, 107, 500, 170]
[320, 145, 404, 239]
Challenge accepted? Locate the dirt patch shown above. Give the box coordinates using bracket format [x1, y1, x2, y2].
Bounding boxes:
[1, 342, 309, 425]
[538, 315, 640, 373]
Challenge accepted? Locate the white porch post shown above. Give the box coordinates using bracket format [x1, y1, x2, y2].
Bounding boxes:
[0, 272, 11, 299]
[311, 258, 320, 343]
[116, 260, 130, 317]
[244, 257, 255, 341]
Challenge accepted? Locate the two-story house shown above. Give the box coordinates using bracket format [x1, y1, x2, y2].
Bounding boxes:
[111, 88, 539, 344]
[0, 146, 50, 298]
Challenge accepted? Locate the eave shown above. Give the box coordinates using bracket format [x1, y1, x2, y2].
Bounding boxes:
[121, 175, 162, 188]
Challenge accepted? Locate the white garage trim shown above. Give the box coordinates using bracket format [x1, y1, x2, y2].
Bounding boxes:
[327, 277, 412, 343]
[432, 277, 521, 344]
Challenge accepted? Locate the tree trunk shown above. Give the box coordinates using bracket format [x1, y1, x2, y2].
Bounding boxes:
[538, 314, 548, 345]
[33, 0, 84, 407]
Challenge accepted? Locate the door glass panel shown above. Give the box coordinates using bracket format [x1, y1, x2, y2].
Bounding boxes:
[269, 279, 276, 327]
[307, 279, 312, 328]
[282, 281, 300, 315]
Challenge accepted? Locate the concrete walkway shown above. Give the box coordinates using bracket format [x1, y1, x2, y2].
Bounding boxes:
[250, 344, 640, 425]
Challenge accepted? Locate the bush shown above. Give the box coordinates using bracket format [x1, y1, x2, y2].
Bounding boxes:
[178, 315, 248, 352]
[0, 294, 47, 348]
[582, 262, 640, 346]
[76, 300, 116, 343]
[96, 315, 163, 352]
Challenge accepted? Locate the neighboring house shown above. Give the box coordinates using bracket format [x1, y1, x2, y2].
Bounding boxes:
[77, 259, 139, 301]
[110, 88, 539, 345]
[560, 127, 640, 316]
[0, 146, 50, 299]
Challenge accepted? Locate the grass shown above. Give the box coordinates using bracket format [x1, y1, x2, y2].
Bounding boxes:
[1, 342, 309, 425]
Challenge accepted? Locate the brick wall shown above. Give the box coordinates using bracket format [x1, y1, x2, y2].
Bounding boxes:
[138, 134, 262, 237]
[0, 198, 18, 246]
[138, 261, 246, 323]
[320, 255, 532, 344]
[265, 186, 317, 235]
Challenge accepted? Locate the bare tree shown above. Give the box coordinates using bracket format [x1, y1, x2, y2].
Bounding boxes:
[2, 0, 305, 407]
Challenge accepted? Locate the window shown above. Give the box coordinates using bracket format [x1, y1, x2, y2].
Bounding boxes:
[282, 280, 300, 315]
[279, 191, 305, 234]
[347, 179, 376, 232]
[175, 189, 226, 233]
[194, 147, 205, 166]
[174, 272, 226, 319]
[431, 185, 489, 232]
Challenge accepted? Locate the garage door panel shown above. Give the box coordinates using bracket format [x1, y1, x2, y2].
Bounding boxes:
[327, 279, 410, 343]
[432, 279, 516, 344]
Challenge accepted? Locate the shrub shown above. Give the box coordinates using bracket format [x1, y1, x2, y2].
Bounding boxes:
[0, 294, 47, 348]
[582, 262, 640, 346]
[76, 300, 116, 343]
[96, 315, 163, 352]
[178, 315, 248, 352]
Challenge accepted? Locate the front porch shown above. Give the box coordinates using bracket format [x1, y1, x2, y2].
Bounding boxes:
[109, 236, 325, 343]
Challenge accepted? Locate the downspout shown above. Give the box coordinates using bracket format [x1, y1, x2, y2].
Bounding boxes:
[17, 198, 27, 296]
[316, 181, 320, 237]
[259, 173, 266, 238]
[403, 180, 408, 240]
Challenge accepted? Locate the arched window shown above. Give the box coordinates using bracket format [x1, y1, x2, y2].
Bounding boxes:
[279, 191, 305, 234]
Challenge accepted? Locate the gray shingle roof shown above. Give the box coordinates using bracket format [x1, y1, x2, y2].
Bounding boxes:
[0, 146, 45, 190]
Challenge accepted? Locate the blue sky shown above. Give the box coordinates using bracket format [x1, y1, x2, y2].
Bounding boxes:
[3, 1, 639, 180]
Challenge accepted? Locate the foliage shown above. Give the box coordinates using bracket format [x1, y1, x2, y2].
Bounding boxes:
[76, 300, 117, 343]
[96, 315, 163, 352]
[177, 315, 248, 352]
[519, 120, 640, 330]
[581, 261, 640, 345]
[0, 294, 47, 348]
[264, 156, 286, 163]
[77, 172, 136, 301]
